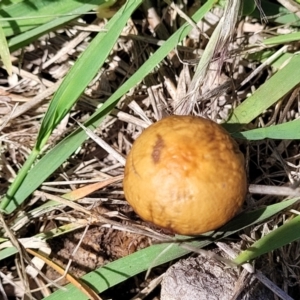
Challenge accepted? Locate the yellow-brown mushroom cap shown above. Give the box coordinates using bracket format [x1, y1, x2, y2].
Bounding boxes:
[123, 115, 247, 235]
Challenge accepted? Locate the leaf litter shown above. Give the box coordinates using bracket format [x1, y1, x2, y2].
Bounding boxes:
[0, 1, 300, 299]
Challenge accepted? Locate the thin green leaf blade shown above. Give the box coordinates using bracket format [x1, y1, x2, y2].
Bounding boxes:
[36, 0, 142, 151]
[0, 23, 12, 75]
[7, 2, 106, 52]
[264, 32, 300, 45]
[232, 119, 300, 140]
[226, 54, 300, 126]
[234, 214, 300, 265]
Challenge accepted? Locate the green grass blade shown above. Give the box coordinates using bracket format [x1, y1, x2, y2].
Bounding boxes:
[226, 54, 300, 127]
[44, 197, 300, 299]
[0, 148, 39, 211]
[1, 0, 215, 214]
[93, 0, 215, 117]
[247, 50, 294, 70]
[0, 0, 143, 212]
[0, 0, 103, 37]
[35, 1, 141, 152]
[264, 32, 300, 45]
[232, 119, 300, 140]
[0, 247, 16, 261]
[234, 214, 300, 265]
[46, 243, 194, 300]
[7, 2, 105, 52]
[0, 23, 12, 75]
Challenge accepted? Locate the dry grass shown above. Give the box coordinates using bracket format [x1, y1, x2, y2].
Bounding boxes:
[1, 1, 300, 299]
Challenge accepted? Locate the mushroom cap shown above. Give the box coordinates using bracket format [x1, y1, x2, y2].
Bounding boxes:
[123, 115, 247, 235]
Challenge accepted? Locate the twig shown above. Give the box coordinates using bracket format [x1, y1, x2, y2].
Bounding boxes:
[238, 45, 289, 89]
[73, 119, 126, 166]
[131, 274, 164, 300]
[249, 184, 300, 197]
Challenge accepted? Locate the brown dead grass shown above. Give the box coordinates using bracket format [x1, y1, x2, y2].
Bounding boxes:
[1, 1, 300, 299]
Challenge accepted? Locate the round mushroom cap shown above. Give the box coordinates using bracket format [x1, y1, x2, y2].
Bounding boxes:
[123, 115, 247, 235]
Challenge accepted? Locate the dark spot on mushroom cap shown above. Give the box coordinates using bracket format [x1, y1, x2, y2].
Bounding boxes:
[152, 134, 165, 163]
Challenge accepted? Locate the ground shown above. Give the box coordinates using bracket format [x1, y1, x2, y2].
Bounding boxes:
[1, 1, 300, 299]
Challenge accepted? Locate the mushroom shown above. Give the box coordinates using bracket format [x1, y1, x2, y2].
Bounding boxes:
[123, 115, 247, 235]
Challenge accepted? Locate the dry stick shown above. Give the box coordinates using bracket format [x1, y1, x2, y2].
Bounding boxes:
[3, 29, 92, 124]
[278, 86, 300, 123]
[112, 109, 150, 128]
[0, 80, 62, 126]
[33, 183, 300, 237]
[59, 225, 90, 284]
[130, 274, 164, 300]
[143, 0, 169, 40]
[148, 86, 161, 121]
[216, 242, 294, 300]
[127, 100, 152, 125]
[163, 0, 203, 36]
[182, 0, 241, 115]
[0, 56, 51, 86]
[26, 248, 102, 300]
[42, 30, 92, 69]
[238, 45, 289, 89]
[74, 119, 127, 166]
[0, 212, 70, 293]
[179, 243, 237, 268]
[11, 65, 54, 88]
[269, 140, 295, 185]
[0, 214, 64, 295]
[74, 24, 203, 55]
[249, 184, 300, 197]
[0, 103, 18, 131]
[2, 30, 92, 124]
[0, 271, 22, 300]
